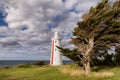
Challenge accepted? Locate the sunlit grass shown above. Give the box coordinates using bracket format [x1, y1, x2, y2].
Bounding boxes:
[0, 64, 120, 80]
[60, 65, 114, 78]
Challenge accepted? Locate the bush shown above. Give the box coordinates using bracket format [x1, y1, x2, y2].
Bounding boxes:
[17, 64, 31, 68]
[32, 61, 45, 66]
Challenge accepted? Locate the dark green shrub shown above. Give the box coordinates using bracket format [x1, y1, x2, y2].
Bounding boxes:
[17, 64, 31, 68]
[4, 66, 10, 69]
[33, 61, 45, 66]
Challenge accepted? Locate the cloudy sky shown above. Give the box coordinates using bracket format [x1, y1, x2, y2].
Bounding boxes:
[0, 0, 103, 60]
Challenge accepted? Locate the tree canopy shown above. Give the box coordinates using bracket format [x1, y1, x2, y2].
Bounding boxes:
[58, 0, 120, 74]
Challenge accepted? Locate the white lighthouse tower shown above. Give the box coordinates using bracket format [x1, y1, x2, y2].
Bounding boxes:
[50, 32, 62, 66]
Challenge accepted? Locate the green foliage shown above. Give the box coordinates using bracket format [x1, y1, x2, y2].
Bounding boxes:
[57, 46, 82, 66]
[59, 0, 120, 68]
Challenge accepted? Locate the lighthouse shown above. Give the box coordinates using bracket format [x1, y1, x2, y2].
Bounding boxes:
[50, 32, 62, 66]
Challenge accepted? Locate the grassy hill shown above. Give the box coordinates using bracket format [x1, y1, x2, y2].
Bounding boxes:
[0, 64, 120, 80]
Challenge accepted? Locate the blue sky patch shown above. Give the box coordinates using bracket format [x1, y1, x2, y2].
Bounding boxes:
[0, 34, 6, 38]
[48, 13, 68, 29]
[0, 4, 8, 27]
[62, 0, 66, 3]
[21, 26, 28, 31]
[0, 12, 8, 26]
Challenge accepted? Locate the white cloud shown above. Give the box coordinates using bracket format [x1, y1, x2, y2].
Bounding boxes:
[0, 0, 100, 60]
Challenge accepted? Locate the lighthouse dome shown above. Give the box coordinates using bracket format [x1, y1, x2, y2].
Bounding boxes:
[54, 32, 60, 39]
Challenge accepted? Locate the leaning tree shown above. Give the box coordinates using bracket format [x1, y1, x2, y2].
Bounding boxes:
[58, 0, 120, 74]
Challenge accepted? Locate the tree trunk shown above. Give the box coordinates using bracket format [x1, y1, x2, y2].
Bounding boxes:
[85, 60, 90, 75]
[82, 55, 91, 75]
[79, 38, 94, 75]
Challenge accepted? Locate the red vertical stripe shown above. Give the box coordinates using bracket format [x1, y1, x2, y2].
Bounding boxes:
[50, 40, 54, 65]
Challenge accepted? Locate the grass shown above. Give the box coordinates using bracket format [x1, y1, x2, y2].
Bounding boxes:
[0, 64, 120, 80]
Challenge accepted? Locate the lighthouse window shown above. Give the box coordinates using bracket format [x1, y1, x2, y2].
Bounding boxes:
[55, 41, 57, 43]
[55, 49, 57, 51]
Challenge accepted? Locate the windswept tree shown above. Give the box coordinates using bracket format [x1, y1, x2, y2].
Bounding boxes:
[58, 0, 120, 74]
